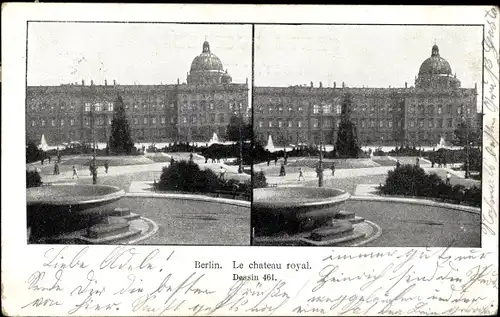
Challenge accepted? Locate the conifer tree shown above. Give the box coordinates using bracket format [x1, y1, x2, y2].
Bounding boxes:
[109, 96, 134, 154]
[335, 93, 361, 158]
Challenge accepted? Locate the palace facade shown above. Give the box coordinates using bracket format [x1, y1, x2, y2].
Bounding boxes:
[253, 44, 479, 147]
[26, 40, 249, 145]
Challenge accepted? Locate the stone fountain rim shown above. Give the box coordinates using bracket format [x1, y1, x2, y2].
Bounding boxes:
[27, 184, 125, 207]
[253, 186, 351, 209]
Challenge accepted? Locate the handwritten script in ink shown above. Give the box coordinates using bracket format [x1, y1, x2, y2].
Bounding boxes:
[482, 6, 499, 237]
[16, 245, 498, 316]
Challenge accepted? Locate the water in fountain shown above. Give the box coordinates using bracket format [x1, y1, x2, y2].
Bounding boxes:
[209, 132, 220, 144]
[39, 134, 49, 151]
[437, 136, 446, 149]
[265, 135, 275, 151]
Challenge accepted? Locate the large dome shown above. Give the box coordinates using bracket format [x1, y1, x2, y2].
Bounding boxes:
[418, 44, 452, 76]
[189, 41, 224, 73]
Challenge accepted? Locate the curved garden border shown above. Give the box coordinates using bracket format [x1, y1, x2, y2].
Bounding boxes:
[350, 195, 480, 214]
[126, 192, 250, 208]
[126, 216, 160, 245]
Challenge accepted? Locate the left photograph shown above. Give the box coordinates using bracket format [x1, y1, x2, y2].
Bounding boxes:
[25, 22, 252, 245]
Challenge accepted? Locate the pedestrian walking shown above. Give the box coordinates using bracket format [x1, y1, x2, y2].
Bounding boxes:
[189, 152, 194, 162]
[298, 168, 305, 181]
[48, 156, 51, 164]
[72, 165, 79, 179]
[416, 157, 420, 167]
[331, 162, 336, 176]
[396, 160, 401, 169]
[41, 158, 44, 165]
[267, 159, 270, 166]
[446, 171, 451, 185]
[53, 161, 60, 175]
[104, 161, 109, 174]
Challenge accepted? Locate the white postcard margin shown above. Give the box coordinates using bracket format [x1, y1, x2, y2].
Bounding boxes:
[2, 4, 499, 316]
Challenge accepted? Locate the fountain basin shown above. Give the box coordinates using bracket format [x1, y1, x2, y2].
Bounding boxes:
[27, 185, 126, 242]
[252, 187, 350, 236]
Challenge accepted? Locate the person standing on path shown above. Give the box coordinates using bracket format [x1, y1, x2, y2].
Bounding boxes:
[279, 163, 286, 176]
[219, 166, 226, 181]
[396, 160, 401, 169]
[298, 168, 305, 181]
[446, 171, 451, 185]
[104, 161, 109, 174]
[53, 161, 60, 175]
[72, 165, 79, 179]
[331, 162, 336, 176]
[48, 156, 51, 164]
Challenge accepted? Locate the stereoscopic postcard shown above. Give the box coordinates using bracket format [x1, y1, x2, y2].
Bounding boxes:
[2, 3, 498, 316]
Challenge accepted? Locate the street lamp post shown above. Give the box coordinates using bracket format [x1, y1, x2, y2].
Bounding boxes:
[88, 104, 97, 185]
[238, 102, 244, 174]
[458, 104, 470, 179]
[318, 106, 324, 187]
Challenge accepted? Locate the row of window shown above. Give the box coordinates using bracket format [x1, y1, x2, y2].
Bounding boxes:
[30, 116, 178, 127]
[180, 102, 244, 112]
[255, 103, 473, 116]
[180, 93, 240, 102]
[408, 104, 472, 115]
[181, 114, 226, 124]
[132, 117, 176, 125]
[31, 118, 81, 127]
[258, 121, 304, 128]
[256, 118, 464, 130]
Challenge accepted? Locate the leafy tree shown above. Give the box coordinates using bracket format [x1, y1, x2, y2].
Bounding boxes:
[253, 171, 268, 188]
[109, 96, 134, 154]
[452, 120, 479, 147]
[226, 115, 251, 142]
[26, 140, 43, 163]
[335, 93, 361, 158]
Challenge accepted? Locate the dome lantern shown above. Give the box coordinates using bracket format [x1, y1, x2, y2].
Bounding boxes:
[431, 44, 439, 57]
[415, 44, 460, 89]
[202, 41, 210, 53]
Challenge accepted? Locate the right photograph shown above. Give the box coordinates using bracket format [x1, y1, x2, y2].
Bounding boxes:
[251, 24, 483, 247]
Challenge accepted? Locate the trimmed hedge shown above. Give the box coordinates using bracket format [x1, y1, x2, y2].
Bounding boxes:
[381, 164, 481, 207]
[158, 160, 250, 199]
[27, 170, 42, 188]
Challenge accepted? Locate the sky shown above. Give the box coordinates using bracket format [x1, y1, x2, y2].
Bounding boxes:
[27, 22, 252, 86]
[255, 25, 483, 110]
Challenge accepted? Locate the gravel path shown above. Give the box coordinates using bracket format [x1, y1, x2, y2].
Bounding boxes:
[344, 200, 480, 247]
[106, 197, 250, 245]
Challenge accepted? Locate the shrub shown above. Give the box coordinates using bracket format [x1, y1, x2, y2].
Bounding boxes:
[27, 170, 42, 188]
[157, 160, 250, 199]
[158, 160, 214, 192]
[26, 141, 43, 163]
[381, 164, 481, 206]
[253, 171, 267, 188]
[381, 164, 428, 196]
